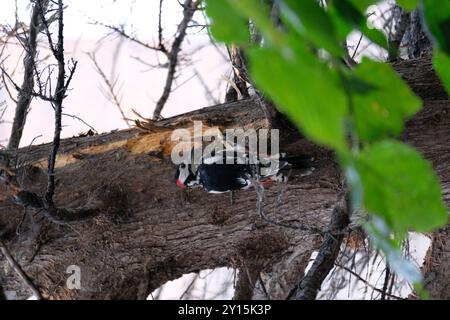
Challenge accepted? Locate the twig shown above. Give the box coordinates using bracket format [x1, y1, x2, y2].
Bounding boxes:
[92, 21, 165, 53]
[352, 33, 364, 60]
[0, 239, 43, 299]
[40, 3, 74, 210]
[157, 0, 168, 54]
[171, 72, 198, 92]
[87, 52, 130, 127]
[179, 273, 199, 300]
[381, 265, 391, 300]
[335, 263, 403, 300]
[193, 68, 218, 105]
[1, 70, 18, 104]
[258, 273, 269, 300]
[44, 0, 79, 207]
[62, 113, 98, 133]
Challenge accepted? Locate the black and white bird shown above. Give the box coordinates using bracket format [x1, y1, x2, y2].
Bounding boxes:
[175, 150, 313, 193]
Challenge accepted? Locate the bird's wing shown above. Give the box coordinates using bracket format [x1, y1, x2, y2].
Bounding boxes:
[202, 148, 249, 165]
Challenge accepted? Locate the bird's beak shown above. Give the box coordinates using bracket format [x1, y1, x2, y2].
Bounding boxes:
[176, 179, 187, 189]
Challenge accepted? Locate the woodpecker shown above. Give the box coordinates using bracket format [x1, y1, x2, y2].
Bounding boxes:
[175, 150, 313, 193]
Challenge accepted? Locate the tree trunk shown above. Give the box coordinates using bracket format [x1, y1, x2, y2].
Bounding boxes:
[422, 225, 450, 299]
[402, 10, 432, 59]
[0, 58, 449, 300]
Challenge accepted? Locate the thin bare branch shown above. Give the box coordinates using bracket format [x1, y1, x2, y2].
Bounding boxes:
[7, 1, 48, 150]
[29, 0, 79, 215]
[193, 68, 218, 105]
[381, 265, 390, 300]
[335, 263, 403, 300]
[88, 52, 130, 127]
[158, 0, 168, 54]
[92, 21, 166, 53]
[62, 113, 98, 133]
[179, 273, 200, 300]
[152, 0, 199, 120]
[0, 239, 43, 299]
[352, 33, 364, 60]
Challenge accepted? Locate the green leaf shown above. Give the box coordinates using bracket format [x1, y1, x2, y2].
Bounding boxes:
[248, 43, 348, 152]
[328, 4, 353, 41]
[348, 0, 379, 12]
[357, 140, 448, 233]
[396, 0, 419, 11]
[433, 49, 450, 96]
[279, 0, 343, 56]
[422, 0, 450, 55]
[205, 0, 250, 44]
[351, 59, 422, 141]
[332, 0, 388, 49]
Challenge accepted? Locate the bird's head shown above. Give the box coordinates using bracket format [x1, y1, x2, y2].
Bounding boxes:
[175, 162, 197, 189]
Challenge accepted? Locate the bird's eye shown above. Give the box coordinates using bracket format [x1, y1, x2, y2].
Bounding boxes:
[180, 163, 186, 169]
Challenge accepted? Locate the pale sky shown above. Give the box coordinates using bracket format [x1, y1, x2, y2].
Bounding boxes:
[0, 0, 230, 146]
[0, 0, 184, 38]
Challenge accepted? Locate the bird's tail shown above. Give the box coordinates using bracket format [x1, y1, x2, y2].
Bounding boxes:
[257, 154, 314, 179]
[280, 154, 314, 170]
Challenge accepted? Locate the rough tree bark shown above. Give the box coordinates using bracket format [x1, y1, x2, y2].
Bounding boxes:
[402, 10, 432, 59]
[398, 58, 450, 300]
[293, 192, 349, 300]
[0, 58, 449, 300]
[422, 225, 450, 299]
